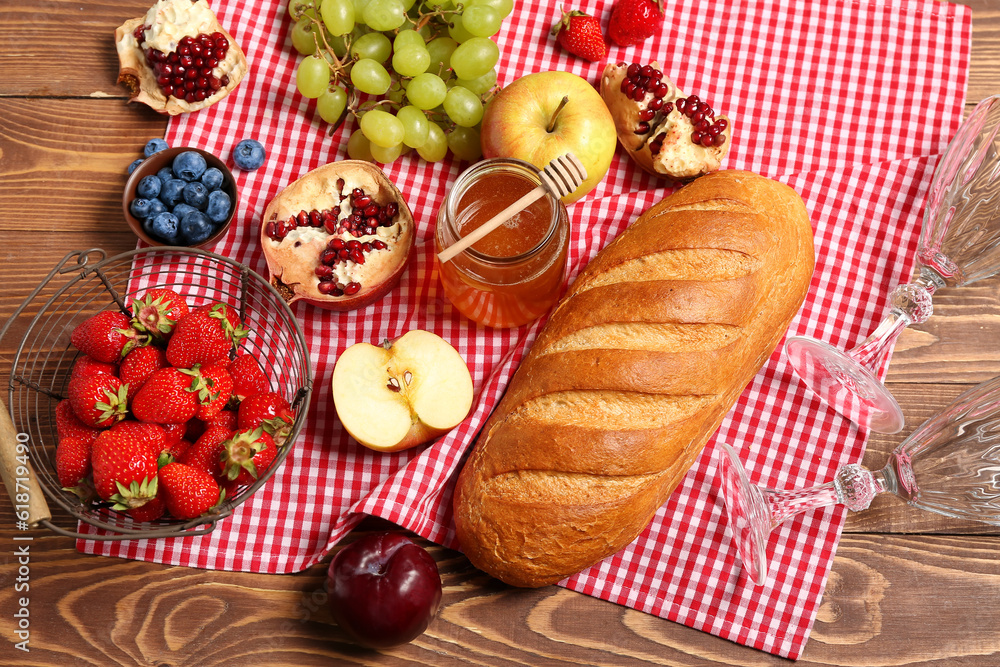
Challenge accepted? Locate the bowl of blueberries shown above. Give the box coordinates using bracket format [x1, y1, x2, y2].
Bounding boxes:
[124, 141, 238, 247]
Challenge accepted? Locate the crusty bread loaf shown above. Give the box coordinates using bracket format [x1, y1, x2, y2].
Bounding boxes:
[452, 170, 815, 588]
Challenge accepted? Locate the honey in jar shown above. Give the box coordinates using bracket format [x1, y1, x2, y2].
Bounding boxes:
[435, 158, 570, 328]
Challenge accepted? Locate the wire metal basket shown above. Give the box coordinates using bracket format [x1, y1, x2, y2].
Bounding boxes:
[0, 247, 313, 540]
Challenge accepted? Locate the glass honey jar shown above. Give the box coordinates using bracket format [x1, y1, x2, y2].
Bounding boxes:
[435, 158, 570, 328]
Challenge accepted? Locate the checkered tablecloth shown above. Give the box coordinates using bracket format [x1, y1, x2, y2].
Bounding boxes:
[81, 0, 971, 658]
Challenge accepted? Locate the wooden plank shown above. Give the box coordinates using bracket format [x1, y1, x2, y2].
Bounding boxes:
[0, 0, 157, 97]
[0, 525, 997, 666]
[0, 99, 167, 234]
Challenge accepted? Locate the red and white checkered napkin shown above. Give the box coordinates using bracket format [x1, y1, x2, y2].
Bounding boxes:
[81, 0, 970, 658]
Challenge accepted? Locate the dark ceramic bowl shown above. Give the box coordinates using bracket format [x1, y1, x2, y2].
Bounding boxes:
[123, 146, 238, 248]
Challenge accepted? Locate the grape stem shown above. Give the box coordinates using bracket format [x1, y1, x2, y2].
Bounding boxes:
[547, 96, 569, 133]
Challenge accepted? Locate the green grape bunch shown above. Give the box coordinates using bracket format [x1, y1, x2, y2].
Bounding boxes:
[287, 0, 514, 164]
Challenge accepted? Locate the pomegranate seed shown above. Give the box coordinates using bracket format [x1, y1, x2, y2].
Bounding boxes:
[220, 75, 230, 86]
[676, 98, 687, 113]
[214, 34, 229, 50]
[700, 133, 715, 147]
[310, 210, 323, 226]
[363, 203, 380, 217]
[691, 131, 704, 144]
[315, 265, 334, 279]
[631, 86, 645, 101]
[324, 219, 338, 234]
[363, 242, 373, 252]
[688, 95, 701, 105]
[620, 78, 631, 94]
[194, 89, 208, 101]
[372, 240, 388, 250]
[640, 64, 654, 77]
[649, 98, 663, 111]
[206, 57, 220, 68]
[692, 111, 705, 123]
[715, 118, 728, 131]
[328, 237, 346, 250]
[317, 281, 338, 295]
[635, 122, 650, 134]
[265, 221, 276, 239]
[664, 102, 674, 115]
[168, 52, 180, 64]
[714, 133, 727, 146]
[161, 85, 175, 97]
[649, 136, 664, 154]
[656, 83, 670, 98]
[350, 249, 365, 264]
[297, 210, 309, 227]
[346, 239, 362, 250]
[338, 249, 350, 260]
[286, 216, 298, 231]
[191, 42, 203, 56]
[624, 82, 636, 97]
[695, 119, 710, 131]
[343, 282, 362, 296]
[652, 69, 662, 79]
[639, 108, 655, 121]
[178, 44, 191, 56]
[627, 63, 640, 78]
[320, 249, 337, 265]
[384, 202, 398, 218]
[208, 76, 222, 90]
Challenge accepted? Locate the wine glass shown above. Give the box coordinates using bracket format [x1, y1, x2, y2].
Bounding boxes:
[785, 94, 1000, 433]
[717, 373, 1000, 586]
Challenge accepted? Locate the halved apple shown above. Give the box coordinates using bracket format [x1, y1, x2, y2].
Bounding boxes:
[331, 330, 474, 452]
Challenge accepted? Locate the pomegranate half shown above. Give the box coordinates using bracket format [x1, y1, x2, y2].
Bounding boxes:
[115, 0, 248, 116]
[261, 160, 415, 311]
[600, 61, 733, 181]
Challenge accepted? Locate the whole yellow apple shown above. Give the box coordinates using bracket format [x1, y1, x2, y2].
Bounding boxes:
[480, 71, 617, 204]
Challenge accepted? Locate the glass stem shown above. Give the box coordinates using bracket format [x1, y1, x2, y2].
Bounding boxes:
[764, 464, 892, 529]
[845, 268, 942, 373]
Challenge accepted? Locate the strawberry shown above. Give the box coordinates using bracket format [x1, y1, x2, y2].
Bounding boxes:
[180, 423, 232, 475]
[55, 400, 101, 445]
[71, 355, 117, 380]
[109, 420, 166, 457]
[162, 421, 188, 448]
[130, 288, 190, 340]
[205, 409, 238, 432]
[158, 439, 192, 468]
[227, 353, 269, 401]
[119, 345, 168, 403]
[218, 428, 277, 486]
[128, 495, 166, 523]
[55, 436, 92, 488]
[71, 310, 147, 363]
[166, 302, 248, 368]
[607, 0, 664, 47]
[551, 9, 608, 62]
[131, 367, 199, 424]
[158, 462, 222, 520]
[91, 428, 159, 505]
[67, 374, 128, 428]
[182, 363, 233, 421]
[237, 392, 295, 445]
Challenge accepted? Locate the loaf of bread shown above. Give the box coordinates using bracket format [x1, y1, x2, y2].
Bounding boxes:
[452, 170, 815, 587]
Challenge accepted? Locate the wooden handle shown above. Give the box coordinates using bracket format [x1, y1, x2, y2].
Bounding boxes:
[0, 397, 51, 529]
[437, 185, 547, 264]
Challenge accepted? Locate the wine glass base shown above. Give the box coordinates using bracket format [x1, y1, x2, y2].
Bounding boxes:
[784, 336, 904, 434]
[717, 444, 772, 586]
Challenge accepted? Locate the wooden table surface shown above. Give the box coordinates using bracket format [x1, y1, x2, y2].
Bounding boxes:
[3, 0, 1000, 664]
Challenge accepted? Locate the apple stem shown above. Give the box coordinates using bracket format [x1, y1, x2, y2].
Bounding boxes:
[547, 96, 569, 133]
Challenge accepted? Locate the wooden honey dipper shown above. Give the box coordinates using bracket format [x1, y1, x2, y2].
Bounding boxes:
[436, 153, 588, 264]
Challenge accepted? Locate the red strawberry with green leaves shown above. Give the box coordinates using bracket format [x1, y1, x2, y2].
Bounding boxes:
[130, 367, 199, 425]
[55, 399, 101, 445]
[607, 0, 664, 47]
[67, 374, 128, 428]
[158, 462, 222, 520]
[55, 436, 92, 489]
[119, 345, 168, 403]
[166, 302, 248, 368]
[218, 428, 276, 486]
[551, 9, 608, 62]
[109, 420, 166, 457]
[227, 353, 269, 401]
[131, 288, 190, 341]
[128, 494, 166, 523]
[179, 423, 232, 475]
[71, 310, 147, 363]
[237, 392, 295, 445]
[158, 439, 192, 468]
[71, 355, 117, 380]
[182, 363, 233, 421]
[91, 428, 159, 506]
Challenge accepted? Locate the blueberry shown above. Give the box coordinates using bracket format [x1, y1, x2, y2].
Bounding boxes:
[144, 138, 169, 157]
[136, 174, 161, 199]
[148, 211, 181, 243]
[172, 150, 207, 181]
[130, 198, 152, 219]
[156, 166, 174, 184]
[147, 198, 167, 218]
[127, 158, 145, 175]
[205, 190, 232, 223]
[232, 139, 266, 170]
[160, 178, 187, 207]
[201, 167, 225, 191]
[183, 181, 209, 209]
[172, 203, 197, 220]
[180, 210, 215, 244]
